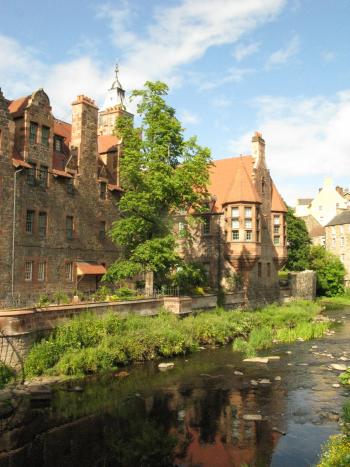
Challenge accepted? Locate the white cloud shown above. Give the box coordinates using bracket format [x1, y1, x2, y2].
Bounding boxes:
[198, 68, 254, 91]
[233, 41, 260, 61]
[266, 34, 300, 68]
[98, 0, 286, 88]
[180, 109, 200, 125]
[229, 91, 350, 202]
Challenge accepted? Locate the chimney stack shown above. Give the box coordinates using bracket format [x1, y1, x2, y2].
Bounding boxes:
[251, 131, 265, 168]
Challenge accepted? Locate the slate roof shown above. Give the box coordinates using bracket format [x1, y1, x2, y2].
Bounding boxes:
[326, 210, 350, 227]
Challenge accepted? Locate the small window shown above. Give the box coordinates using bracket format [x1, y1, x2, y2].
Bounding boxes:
[38, 165, 48, 188]
[232, 230, 239, 241]
[27, 164, 36, 186]
[41, 126, 50, 147]
[54, 136, 63, 153]
[29, 122, 38, 144]
[24, 260, 33, 281]
[245, 219, 252, 229]
[38, 212, 47, 238]
[231, 207, 239, 218]
[99, 221, 106, 240]
[67, 177, 75, 194]
[100, 182, 107, 200]
[65, 262, 73, 281]
[244, 207, 252, 218]
[274, 225, 280, 234]
[26, 210, 35, 233]
[245, 230, 252, 241]
[231, 218, 239, 229]
[273, 215, 280, 225]
[274, 236, 280, 245]
[258, 262, 262, 278]
[66, 216, 74, 240]
[38, 261, 46, 281]
[202, 215, 211, 235]
[341, 237, 345, 247]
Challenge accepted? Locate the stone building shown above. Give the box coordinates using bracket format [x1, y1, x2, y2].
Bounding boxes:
[0, 74, 128, 302]
[178, 132, 288, 303]
[325, 210, 350, 287]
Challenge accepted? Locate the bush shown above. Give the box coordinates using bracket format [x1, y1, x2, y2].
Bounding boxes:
[309, 246, 345, 297]
[317, 435, 350, 467]
[171, 262, 208, 295]
[0, 363, 15, 389]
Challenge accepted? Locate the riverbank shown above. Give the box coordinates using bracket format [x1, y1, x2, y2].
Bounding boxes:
[22, 300, 332, 379]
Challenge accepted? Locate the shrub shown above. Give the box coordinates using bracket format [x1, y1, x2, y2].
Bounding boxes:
[52, 291, 70, 305]
[171, 262, 208, 295]
[24, 340, 62, 376]
[0, 363, 15, 389]
[309, 246, 345, 297]
[317, 435, 350, 467]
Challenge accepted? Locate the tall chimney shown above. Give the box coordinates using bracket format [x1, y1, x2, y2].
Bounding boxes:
[71, 95, 98, 178]
[251, 131, 265, 168]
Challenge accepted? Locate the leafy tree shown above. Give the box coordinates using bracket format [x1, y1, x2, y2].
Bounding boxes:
[285, 207, 311, 271]
[309, 245, 345, 296]
[106, 81, 211, 284]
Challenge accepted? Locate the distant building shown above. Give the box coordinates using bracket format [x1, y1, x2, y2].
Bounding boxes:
[325, 210, 350, 286]
[295, 178, 349, 227]
[178, 132, 288, 303]
[300, 215, 325, 246]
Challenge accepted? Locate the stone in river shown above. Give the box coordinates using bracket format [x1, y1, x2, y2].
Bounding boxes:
[243, 414, 263, 421]
[243, 357, 269, 364]
[234, 370, 244, 376]
[339, 356, 350, 361]
[332, 383, 341, 388]
[259, 379, 271, 384]
[250, 380, 259, 386]
[330, 363, 347, 371]
[275, 376, 282, 381]
[158, 362, 175, 370]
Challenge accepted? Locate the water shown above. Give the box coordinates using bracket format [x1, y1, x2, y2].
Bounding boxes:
[0, 307, 349, 467]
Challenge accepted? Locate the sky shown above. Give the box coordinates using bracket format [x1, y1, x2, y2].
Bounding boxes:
[1, 0, 350, 204]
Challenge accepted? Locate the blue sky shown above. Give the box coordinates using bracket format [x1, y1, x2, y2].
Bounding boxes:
[1, 0, 350, 203]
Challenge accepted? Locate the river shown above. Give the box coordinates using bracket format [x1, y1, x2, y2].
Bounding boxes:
[0, 306, 349, 467]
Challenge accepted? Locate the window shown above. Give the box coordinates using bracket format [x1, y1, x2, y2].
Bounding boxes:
[27, 164, 36, 186]
[258, 262, 262, 278]
[273, 215, 280, 225]
[38, 262, 46, 281]
[100, 181, 107, 200]
[274, 236, 280, 245]
[41, 126, 50, 147]
[29, 122, 38, 144]
[99, 221, 106, 240]
[26, 210, 34, 233]
[231, 218, 239, 229]
[267, 262, 271, 277]
[231, 207, 239, 218]
[65, 262, 73, 281]
[232, 230, 239, 241]
[67, 177, 75, 194]
[245, 230, 252, 241]
[25, 261, 33, 281]
[202, 215, 211, 235]
[244, 207, 252, 218]
[66, 216, 74, 240]
[54, 136, 63, 152]
[331, 226, 336, 235]
[341, 237, 345, 247]
[38, 212, 47, 238]
[274, 225, 280, 234]
[38, 165, 48, 188]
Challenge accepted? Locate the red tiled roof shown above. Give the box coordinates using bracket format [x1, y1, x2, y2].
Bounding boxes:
[12, 159, 32, 169]
[76, 262, 106, 276]
[53, 119, 71, 143]
[271, 181, 287, 213]
[208, 156, 261, 210]
[98, 135, 120, 153]
[8, 96, 30, 116]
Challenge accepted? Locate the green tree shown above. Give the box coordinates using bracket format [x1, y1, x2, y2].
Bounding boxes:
[309, 245, 345, 296]
[106, 81, 211, 284]
[285, 207, 311, 271]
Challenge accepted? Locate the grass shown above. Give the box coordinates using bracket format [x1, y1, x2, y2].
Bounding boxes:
[23, 300, 330, 378]
[320, 289, 350, 308]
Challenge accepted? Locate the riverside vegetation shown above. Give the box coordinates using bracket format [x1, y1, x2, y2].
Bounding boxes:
[24, 301, 331, 378]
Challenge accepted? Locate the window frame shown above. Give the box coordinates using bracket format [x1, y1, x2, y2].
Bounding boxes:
[38, 211, 47, 238]
[29, 122, 38, 144]
[65, 261, 73, 281]
[26, 210, 35, 234]
[38, 261, 46, 282]
[24, 260, 33, 281]
[41, 126, 50, 147]
[66, 215, 74, 240]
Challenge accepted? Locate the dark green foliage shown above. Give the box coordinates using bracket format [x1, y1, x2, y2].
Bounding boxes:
[309, 245, 346, 296]
[106, 81, 211, 284]
[285, 207, 311, 271]
[171, 262, 208, 294]
[0, 363, 14, 389]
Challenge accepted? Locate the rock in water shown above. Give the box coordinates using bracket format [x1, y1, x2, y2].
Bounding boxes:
[243, 414, 263, 421]
[330, 363, 347, 371]
[158, 362, 175, 370]
[243, 357, 269, 364]
[234, 370, 244, 376]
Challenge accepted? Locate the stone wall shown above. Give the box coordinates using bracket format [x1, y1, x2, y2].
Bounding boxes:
[288, 270, 316, 301]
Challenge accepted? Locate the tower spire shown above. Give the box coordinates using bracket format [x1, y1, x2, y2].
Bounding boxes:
[108, 63, 125, 108]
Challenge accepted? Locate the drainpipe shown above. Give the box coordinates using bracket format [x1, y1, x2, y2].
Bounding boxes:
[11, 168, 23, 299]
